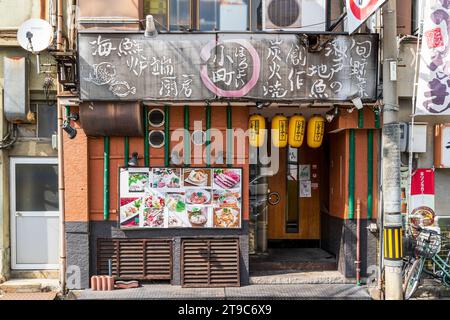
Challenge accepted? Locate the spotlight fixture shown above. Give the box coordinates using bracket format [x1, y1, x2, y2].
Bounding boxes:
[128, 152, 139, 167]
[326, 107, 341, 123]
[256, 102, 271, 109]
[351, 97, 364, 110]
[62, 120, 77, 139]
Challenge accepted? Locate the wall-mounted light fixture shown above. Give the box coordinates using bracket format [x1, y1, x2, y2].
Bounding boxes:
[128, 152, 139, 167]
[62, 112, 79, 139]
[326, 106, 341, 123]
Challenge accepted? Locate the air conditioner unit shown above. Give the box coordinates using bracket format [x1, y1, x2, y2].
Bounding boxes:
[262, 0, 326, 31]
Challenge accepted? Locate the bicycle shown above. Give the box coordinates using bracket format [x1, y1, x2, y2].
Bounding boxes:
[403, 226, 450, 300]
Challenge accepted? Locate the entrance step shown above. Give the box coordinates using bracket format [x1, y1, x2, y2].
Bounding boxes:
[10, 270, 59, 280]
[0, 279, 60, 294]
[250, 248, 337, 272]
[250, 271, 353, 285]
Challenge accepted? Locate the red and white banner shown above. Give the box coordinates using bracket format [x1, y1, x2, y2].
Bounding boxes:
[409, 169, 436, 227]
[346, 0, 387, 34]
[416, 1, 450, 115]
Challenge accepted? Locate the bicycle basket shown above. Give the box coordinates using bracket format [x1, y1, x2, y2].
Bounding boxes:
[413, 231, 442, 259]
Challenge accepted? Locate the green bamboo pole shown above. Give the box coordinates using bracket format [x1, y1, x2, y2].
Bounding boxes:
[165, 105, 170, 167]
[206, 103, 212, 167]
[103, 136, 110, 221]
[348, 129, 356, 220]
[124, 136, 129, 167]
[358, 109, 364, 129]
[226, 103, 232, 168]
[144, 105, 150, 167]
[367, 129, 374, 220]
[184, 105, 190, 167]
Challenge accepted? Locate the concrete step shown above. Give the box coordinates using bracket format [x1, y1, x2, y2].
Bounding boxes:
[10, 270, 59, 280]
[0, 279, 60, 294]
[250, 261, 337, 272]
[250, 270, 354, 285]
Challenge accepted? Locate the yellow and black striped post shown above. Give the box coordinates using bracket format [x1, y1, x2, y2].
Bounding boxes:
[384, 227, 403, 261]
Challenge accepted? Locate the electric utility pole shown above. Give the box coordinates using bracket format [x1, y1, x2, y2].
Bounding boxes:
[382, 0, 403, 300]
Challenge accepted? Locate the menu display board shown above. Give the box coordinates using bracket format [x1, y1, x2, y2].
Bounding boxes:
[119, 167, 242, 230]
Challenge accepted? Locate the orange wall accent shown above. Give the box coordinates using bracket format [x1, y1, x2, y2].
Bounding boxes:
[64, 107, 90, 222]
[328, 129, 379, 220]
[328, 107, 381, 132]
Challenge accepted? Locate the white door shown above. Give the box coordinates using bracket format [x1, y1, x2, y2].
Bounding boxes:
[10, 157, 59, 270]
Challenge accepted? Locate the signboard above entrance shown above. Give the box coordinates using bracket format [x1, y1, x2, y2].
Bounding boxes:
[79, 33, 379, 102]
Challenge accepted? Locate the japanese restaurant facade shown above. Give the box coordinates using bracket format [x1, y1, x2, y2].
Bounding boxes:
[63, 0, 382, 289]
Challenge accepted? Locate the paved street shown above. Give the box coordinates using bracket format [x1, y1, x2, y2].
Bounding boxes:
[73, 284, 371, 300]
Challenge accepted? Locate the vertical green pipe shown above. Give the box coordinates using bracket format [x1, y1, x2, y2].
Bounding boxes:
[124, 137, 129, 167]
[374, 109, 381, 129]
[104, 136, 110, 221]
[206, 103, 212, 167]
[184, 105, 190, 167]
[348, 129, 356, 220]
[226, 103, 232, 168]
[144, 105, 149, 167]
[358, 109, 364, 129]
[165, 105, 170, 167]
[367, 129, 374, 220]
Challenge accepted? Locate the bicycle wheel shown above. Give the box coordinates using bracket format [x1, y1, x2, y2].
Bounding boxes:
[404, 258, 423, 300]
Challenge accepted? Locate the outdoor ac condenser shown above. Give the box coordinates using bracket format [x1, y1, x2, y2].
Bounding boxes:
[4, 56, 29, 123]
[262, 0, 326, 31]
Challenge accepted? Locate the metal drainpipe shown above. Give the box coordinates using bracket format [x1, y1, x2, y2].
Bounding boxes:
[348, 129, 356, 220]
[368, 129, 374, 220]
[104, 137, 110, 221]
[144, 105, 149, 167]
[165, 105, 170, 167]
[206, 103, 212, 167]
[226, 103, 232, 168]
[124, 137, 129, 167]
[58, 104, 67, 293]
[56, 0, 63, 51]
[184, 105, 190, 167]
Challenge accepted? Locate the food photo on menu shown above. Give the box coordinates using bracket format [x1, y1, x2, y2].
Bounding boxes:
[128, 171, 149, 193]
[120, 198, 142, 229]
[152, 168, 181, 189]
[183, 168, 211, 187]
[142, 190, 166, 228]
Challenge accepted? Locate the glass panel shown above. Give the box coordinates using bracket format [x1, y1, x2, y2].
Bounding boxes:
[144, 0, 169, 31]
[199, 0, 249, 31]
[170, 0, 191, 30]
[37, 104, 57, 139]
[15, 163, 59, 212]
[286, 147, 299, 233]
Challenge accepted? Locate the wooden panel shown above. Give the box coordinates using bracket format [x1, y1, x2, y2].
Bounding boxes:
[181, 238, 240, 288]
[97, 238, 172, 280]
[267, 146, 322, 240]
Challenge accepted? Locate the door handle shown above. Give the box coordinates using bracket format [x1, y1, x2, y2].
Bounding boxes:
[15, 212, 23, 217]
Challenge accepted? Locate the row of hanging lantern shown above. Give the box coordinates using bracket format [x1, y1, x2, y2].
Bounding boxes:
[249, 114, 326, 149]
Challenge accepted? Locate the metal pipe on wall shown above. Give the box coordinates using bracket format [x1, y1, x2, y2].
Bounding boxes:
[103, 137, 110, 221]
[57, 0, 63, 51]
[184, 105, 190, 167]
[226, 104, 233, 168]
[164, 105, 170, 167]
[206, 103, 212, 167]
[57, 104, 67, 293]
[124, 137, 129, 167]
[356, 198, 361, 286]
[368, 129, 374, 220]
[348, 129, 356, 220]
[144, 105, 150, 167]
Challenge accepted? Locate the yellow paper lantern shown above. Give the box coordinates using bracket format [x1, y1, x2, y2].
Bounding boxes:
[307, 115, 326, 149]
[272, 114, 288, 148]
[288, 114, 306, 148]
[248, 114, 266, 148]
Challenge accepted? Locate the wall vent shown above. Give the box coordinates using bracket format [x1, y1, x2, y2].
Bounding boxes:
[181, 238, 240, 288]
[97, 238, 173, 281]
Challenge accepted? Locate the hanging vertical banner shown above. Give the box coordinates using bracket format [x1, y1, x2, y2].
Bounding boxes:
[416, 0, 450, 115]
[409, 169, 436, 227]
[346, 0, 387, 34]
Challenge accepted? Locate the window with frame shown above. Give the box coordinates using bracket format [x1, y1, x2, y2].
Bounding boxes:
[143, 0, 259, 31]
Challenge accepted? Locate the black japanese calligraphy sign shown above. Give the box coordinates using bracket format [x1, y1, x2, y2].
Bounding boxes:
[79, 33, 379, 102]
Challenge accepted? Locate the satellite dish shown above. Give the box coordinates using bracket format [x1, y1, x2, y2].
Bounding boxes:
[17, 19, 53, 53]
